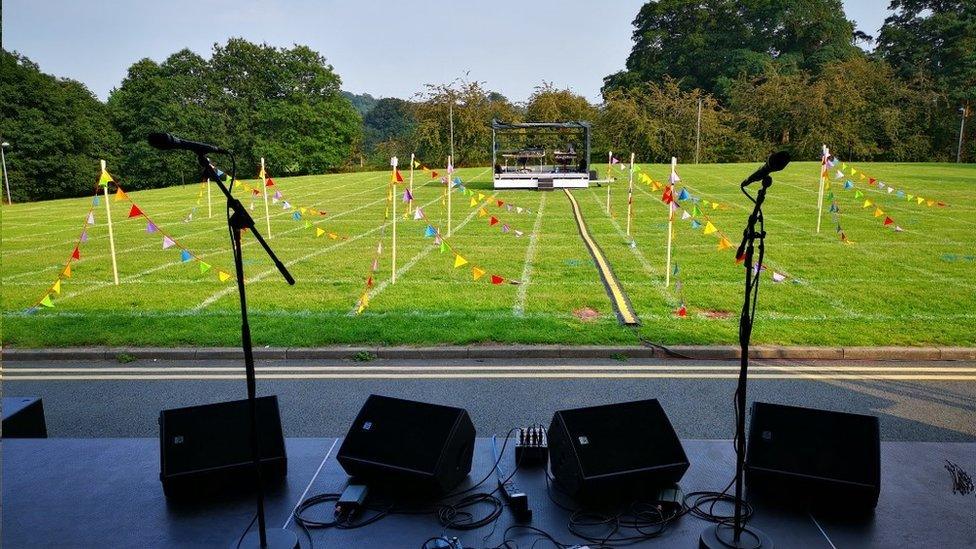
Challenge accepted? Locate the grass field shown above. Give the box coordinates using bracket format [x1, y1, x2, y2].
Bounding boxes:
[1, 161, 973, 348]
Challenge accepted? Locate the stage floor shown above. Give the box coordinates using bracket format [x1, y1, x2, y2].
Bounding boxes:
[2, 437, 974, 548]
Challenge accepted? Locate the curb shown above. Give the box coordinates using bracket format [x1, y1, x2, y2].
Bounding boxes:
[2, 345, 975, 362]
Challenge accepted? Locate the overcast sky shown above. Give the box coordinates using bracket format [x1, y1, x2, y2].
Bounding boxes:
[4, 0, 892, 103]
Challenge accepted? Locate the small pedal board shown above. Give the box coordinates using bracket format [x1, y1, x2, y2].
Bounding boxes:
[515, 426, 548, 467]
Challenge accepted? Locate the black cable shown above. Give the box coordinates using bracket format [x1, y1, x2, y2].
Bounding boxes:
[235, 513, 257, 548]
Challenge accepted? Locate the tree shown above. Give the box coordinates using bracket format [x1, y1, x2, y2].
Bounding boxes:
[525, 83, 598, 122]
[363, 97, 416, 162]
[600, 78, 761, 163]
[0, 50, 122, 200]
[342, 91, 378, 116]
[876, 0, 976, 159]
[412, 81, 520, 166]
[604, 0, 861, 98]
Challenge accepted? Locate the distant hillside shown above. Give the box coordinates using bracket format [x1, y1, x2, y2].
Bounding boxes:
[342, 91, 378, 116]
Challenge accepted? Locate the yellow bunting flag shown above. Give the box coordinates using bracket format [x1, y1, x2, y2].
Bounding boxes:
[40, 295, 54, 308]
[98, 170, 113, 187]
[703, 221, 717, 235]
[472, 266, 486, 280]
[470, 196, 477, 207]
[357, 292, 369, 314]
[478, 207, 488, 218]
[718, 237, 733, 251]
[454, 254, 468, 268]
[53, 279, 62, 295]
[316, 227, 325, 237]
[478, 193, 485, 202]
[218, 271, 231, 282]
[916, 196, 924, 205]
[329, 232, 338, 240]
[926, 199, 934, 207]
[863, 199, 872, 208]
[114, 188, 127, 201]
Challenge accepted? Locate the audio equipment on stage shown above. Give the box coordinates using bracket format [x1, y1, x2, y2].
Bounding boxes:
[337, 395, 475, 493]
[2, 397, 48, 438]
[159, 396, 287, 499]
[515, 426, 548, 467]
[746, 401, 881, 510]
[548, 399, 689, 501]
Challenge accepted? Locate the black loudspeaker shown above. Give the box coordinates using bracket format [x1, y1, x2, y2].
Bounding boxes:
[159, 396, 287, 499]
[337, 394, 475, 493]
[2, 397, 48, 438]
[548, 399, 689, 501]
[746, 402, 880, 510]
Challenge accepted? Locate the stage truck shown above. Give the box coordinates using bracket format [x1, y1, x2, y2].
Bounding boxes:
[491, 119, 595, 190]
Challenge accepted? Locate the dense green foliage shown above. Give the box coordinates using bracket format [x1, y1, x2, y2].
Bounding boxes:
[0, 51, 122, 200]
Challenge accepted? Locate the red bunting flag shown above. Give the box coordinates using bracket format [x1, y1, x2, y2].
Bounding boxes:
[883, 216, 893, 226]
[395, 169, 403, 182]
[431, 171, 438, 178]
[869, 178, 876, 185]
[497, 200, 504, 207]
[491, 275, 504, 285]
[366, 276, 373, 288]
[266, 178, 275, 187]
[71, 246, 81, 260]
[662, 186, 673, 204]
[676, 305, 687, 317]
[489, 216, 499, 226]
[128, 204, 142, 218]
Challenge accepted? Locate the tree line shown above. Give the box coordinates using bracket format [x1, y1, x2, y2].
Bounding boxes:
[0, 0, 971, 201]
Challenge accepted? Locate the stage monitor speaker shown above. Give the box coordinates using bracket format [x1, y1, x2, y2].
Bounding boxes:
[548, 398, 689, 501]
[337, 394, 475, 493]
[746, 401, 880, 510]
[159, 396, 287, 499]
[2, 397, 48, 438]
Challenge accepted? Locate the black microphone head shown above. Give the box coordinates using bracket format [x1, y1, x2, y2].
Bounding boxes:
[147, 132, 176, 150]
[767, 151, 791, 172]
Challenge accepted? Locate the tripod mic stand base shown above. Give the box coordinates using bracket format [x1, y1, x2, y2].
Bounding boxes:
[699, 523, 773, 549]
[235, 527, 299, 549]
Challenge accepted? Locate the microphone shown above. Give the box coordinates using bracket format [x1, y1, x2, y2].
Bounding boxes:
[147, 132, 227, 155]
[739, 151, 790, 188]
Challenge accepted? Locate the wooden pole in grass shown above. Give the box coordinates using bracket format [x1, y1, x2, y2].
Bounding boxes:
[408, 153, 415, 215]
[625, 152, 635, 237]
[447, 155, 453, 237]
[260, 157, 272, 239]
[816, 144, 828, 233]
[101, 159, 119, 286]
[665, 156, 677, 287]
[606, 150, 612, 215]
[391, 156, 398, 284]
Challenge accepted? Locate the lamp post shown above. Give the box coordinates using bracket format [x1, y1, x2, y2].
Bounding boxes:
[957, 106, 968, 163]
[1, 141, 11, 205]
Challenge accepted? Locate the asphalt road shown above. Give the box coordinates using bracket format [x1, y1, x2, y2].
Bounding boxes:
[3, 357, 975, 441]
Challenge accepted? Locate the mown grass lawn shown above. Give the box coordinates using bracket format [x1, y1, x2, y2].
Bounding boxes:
[2, 160, 973, 348]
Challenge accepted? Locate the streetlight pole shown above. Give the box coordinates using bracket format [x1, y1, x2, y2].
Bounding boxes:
[1, 141, 11, 205]
[957, 106, 968, 163]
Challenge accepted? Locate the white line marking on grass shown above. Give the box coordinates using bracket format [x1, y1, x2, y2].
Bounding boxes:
[352, 169, 491, 312]
[513, 193, 547, 316]
[283, 438, 338, 529]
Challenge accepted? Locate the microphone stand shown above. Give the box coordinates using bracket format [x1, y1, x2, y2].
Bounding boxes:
[700, 175, 774, 549]
[197, 154, 298, 549]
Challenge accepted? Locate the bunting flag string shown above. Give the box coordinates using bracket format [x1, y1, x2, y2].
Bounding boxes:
[238, 168, 347, 242]
[355, 179, 395, 314]
[665, 184, 791, 283]
[461, 185, 527, 238]
[25, 186, 101, 312]
[829, 156, 949, 209]
[111, 180, 234, 284]
[826, 160, 904, 232]
[182, 181, 208, 223]
[821, 158, 851, 243]
[413, 203, 517, 288]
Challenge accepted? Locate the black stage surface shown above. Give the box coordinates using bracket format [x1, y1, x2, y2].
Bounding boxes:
[3, 438, 974, 548]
